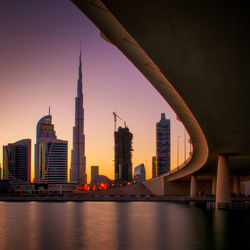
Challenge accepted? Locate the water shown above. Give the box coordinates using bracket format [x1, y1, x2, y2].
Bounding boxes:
[0, 201, 249, 250]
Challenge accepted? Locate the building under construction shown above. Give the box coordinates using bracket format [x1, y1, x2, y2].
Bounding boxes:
[114, 126, 133, 183]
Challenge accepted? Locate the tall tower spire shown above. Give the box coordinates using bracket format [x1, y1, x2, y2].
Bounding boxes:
[79, 48, 82, 80]
[70, 50, 87, 185]
[77, 49, 83, 97]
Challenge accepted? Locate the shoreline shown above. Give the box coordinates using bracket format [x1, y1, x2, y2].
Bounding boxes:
[0, 196, 212, 202]
[2, 196, 250, 210]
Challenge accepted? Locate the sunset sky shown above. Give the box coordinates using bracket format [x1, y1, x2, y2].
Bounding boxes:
[0, 0, 190, 182]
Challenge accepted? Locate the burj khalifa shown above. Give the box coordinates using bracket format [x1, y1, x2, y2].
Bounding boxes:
[70, 51, 87, 184]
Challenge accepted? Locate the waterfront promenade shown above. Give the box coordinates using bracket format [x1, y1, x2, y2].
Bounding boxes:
[0, 194, 248, 203]
[0, 195, 196, 202]
[2, 194, 250, 210]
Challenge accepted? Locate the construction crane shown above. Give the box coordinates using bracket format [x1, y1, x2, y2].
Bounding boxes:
[113, 112, 123, 132]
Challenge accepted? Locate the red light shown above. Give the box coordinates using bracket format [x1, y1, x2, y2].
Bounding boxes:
[98, 183, 107, 190]
[78, 185, 89, 191]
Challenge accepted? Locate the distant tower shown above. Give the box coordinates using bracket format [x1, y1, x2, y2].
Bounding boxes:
[114, 126, 133, 183]
[34, 112, 57, 182]
[39, 139, 68, 183]
[156, 113, 170, 175]
[152, 156, 157, 178]
[70, 51, 87, 184]
[3, 139, 31, 182]
[91, 166, 99, 183]
[134, 163, 146, 183]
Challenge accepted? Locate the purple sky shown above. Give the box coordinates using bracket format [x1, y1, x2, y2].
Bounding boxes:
[0, 0, 189, 182]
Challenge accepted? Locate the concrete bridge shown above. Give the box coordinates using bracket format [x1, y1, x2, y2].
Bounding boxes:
[72, 0, 250, 207]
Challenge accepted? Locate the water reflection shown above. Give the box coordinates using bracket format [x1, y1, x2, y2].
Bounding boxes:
[128, 202, 158, 249]
[187, 203, 215, 250]
[58, 202, 117, 249]
[157, 202, 193, 250]
[0, 202, 250, 250]
[80, 202, 117, 249]
[0, 202, 37, 250]
[115, 202, 130, 249]
[27, 202, 39, 250]
[213, 209, 250, 250]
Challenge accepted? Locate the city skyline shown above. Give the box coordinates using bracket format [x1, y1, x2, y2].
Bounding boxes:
[0, 0, 189, 183]
[0, 1, 249, 249]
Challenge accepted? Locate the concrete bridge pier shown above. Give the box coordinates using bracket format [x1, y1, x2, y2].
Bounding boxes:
[233, 176, 241, 196]
[212, 176, 216, 195]
[216, 155, 231, 208]
[190, 175, 197, 198]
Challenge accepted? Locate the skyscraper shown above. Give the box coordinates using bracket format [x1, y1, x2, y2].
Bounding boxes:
[156, 113, 170, 176]
[3, 139, 31, 182]
[34, 111, 57, 182]
[114, 126, 133, 183]
[152, 156, 157, 178]
[39, 139, 68, 183]
[70, 51, 87, 184]
[91, 166, 99, 183]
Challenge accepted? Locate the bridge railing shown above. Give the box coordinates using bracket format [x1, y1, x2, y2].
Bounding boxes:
[144, 155, 192, 184]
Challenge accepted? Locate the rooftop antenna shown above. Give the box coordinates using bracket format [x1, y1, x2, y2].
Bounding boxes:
[49, 106, 50, 115]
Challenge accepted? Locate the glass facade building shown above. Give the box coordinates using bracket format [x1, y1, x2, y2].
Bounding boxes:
[134, 163, 146, 182]
[35, 114, 57, 182]
[39, 140, 67, 183]
[152, 156, 157, 178]
[156, 113, 170, 176]
[3, 139, 31, 182]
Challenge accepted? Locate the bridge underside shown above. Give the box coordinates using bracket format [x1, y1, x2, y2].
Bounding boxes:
[72, 0, 250, 201]
[99, 0, 250, 173]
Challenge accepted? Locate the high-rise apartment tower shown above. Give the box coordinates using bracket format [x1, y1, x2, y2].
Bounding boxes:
[152, 156, 157, 178]
[156, 113, 170, 175]
[34, 112, 56, 181]
[39, 139, 68, 183]
[35, 112, 68, 183]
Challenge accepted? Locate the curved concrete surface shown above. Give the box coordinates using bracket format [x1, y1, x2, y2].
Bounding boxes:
[71, 0, 250, 179]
